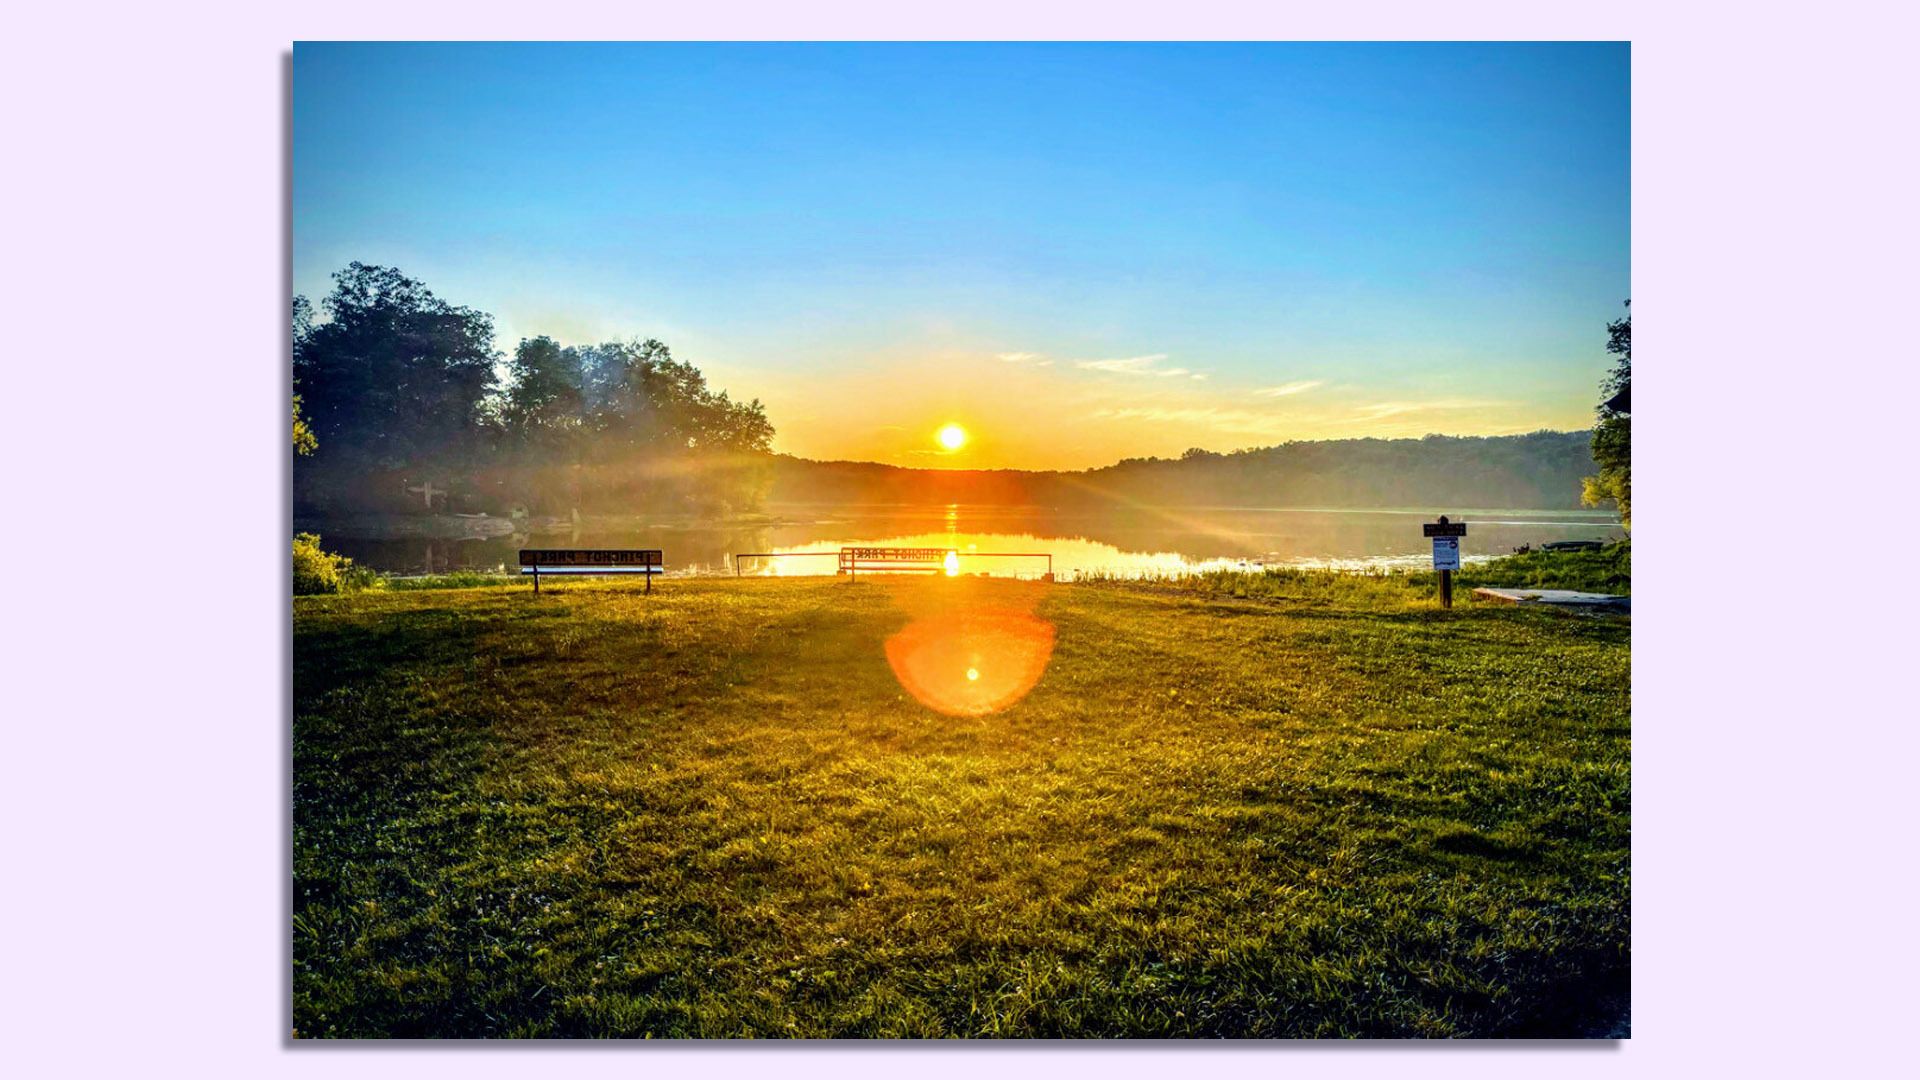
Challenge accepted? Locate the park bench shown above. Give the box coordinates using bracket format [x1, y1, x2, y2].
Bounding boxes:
[838, 546, 957, 580]
[519, 549, 664, 594]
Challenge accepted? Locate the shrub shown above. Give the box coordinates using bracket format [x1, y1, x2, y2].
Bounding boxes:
[294, 533, 357, 595]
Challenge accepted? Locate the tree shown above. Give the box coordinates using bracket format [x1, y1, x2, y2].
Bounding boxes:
[501, 336, 586, 454]
[292, 263, 499, 470]
[1582, 301, 1631, 528]
[292, 296, 317, 455]
[293, 395, 317, 456]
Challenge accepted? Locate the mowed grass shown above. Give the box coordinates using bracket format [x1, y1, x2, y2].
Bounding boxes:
[293, 571, 1629, 1038]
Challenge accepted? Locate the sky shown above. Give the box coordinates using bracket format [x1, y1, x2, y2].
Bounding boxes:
[293, 42, 1629, 471]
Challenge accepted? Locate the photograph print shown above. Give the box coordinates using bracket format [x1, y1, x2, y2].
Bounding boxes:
[291, 41, 1631, 1039]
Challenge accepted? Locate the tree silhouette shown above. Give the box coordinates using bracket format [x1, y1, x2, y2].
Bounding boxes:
[1582, 301, 1631, 528]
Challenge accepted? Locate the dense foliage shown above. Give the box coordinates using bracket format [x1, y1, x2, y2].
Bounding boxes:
[292, 533, 353, 595]
[293, 264, 775, 519]
[1582, 302, 1630, 528]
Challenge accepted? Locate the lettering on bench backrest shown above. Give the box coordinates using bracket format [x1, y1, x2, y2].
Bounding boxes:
[519, 549, 664, 567]
[843, 547, 952, 562]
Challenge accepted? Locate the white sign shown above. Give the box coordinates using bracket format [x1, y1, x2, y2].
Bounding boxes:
[1432, 537, 1461, 571]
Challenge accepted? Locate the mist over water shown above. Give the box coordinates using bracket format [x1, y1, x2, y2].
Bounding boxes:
[317, 503, 1623, 578]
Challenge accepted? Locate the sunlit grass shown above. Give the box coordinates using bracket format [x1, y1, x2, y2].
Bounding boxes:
[294, 568, 1628, 1037]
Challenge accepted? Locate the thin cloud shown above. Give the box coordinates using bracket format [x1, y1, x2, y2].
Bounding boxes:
[1347, 398, 1503, 422]
[1076, 353, 1169, 374]
[1098, 406, 1296, 439]
[1253, 380, 1324, 398]
[1074, 352, 1207, 379]
[997, 351, 1042, 364]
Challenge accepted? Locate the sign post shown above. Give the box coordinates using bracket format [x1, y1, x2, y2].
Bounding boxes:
[1422, 516, 1467, 608]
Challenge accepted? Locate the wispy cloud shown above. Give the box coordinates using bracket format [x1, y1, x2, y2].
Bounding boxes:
[1252, 380, 1324, 398]
[1075, 353, 1201, 378]
[1092, 406, 1296, 439]
[996, 351, 1052, 366]
[1076, 353, 1168, 374]
[1346, 398, 1503, 422]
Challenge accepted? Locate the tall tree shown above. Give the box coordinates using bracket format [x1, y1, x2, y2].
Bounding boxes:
[1582, 301, 1631, 528]
[292, 263, 499, 470]
[292, 296, 316, 455]
[501, 336, 586, 455]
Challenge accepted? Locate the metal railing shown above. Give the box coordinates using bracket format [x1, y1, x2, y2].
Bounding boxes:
[731, 550, 1054, 578]
[731, 551, 840, 576]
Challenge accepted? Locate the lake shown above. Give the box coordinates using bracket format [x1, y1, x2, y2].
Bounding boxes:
[315, 504, 1624, 579]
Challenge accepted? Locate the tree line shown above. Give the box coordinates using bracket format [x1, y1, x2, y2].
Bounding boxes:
[768, 430, 1604, 511]
[294, 263, 775, 518]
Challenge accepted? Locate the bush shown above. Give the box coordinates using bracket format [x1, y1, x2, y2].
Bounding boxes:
[294, 533, 359, 595]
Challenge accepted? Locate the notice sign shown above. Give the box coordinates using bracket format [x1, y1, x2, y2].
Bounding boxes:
[1432, 537, 1461, 571]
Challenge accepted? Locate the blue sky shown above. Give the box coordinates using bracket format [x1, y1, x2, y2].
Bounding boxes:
[293, 42, 1629, 469]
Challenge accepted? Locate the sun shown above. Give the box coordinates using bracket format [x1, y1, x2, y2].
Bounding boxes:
[936, 423, 968, 451]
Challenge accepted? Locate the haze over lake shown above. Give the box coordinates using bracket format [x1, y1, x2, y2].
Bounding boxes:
[322, 504, 1623, 578]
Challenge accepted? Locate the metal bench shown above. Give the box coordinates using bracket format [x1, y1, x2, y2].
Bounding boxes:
[519, 549, 664, 594]
[838, 546, 957, 580]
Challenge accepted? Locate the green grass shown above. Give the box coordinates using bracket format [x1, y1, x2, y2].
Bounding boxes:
[294, 567, 1629, 1038]
[1456, 542, 1630, 595]
[383, 570, 520, 591]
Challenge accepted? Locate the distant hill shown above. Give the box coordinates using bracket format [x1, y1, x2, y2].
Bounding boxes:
[771, 431, 1599, 510]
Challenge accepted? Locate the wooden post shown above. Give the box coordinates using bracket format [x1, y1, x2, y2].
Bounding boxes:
[533, 566, 540, 595]
[1424, 515, 1465, 609]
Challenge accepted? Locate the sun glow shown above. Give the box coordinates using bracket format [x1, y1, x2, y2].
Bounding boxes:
[936, 423, 968, 451]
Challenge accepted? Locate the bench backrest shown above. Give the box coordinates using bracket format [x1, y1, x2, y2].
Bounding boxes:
[839, 546, 954, 572]
[519, 549, 663, 568]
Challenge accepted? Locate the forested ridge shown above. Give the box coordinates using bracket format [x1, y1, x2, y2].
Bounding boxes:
[770, 432, 1599, 510]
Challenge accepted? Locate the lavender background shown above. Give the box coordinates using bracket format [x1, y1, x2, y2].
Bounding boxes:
[5, 1, 1914, 1076]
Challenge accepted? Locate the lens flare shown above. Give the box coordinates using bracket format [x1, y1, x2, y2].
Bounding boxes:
[884, 609, 1055, 717]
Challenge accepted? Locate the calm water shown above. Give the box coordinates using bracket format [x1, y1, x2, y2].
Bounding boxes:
[317, 504, 1624, 579]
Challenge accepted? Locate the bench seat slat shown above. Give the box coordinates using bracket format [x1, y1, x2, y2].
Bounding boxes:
[519, 566, 664, 574]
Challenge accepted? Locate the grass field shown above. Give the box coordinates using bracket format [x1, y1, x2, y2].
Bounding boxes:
[293, 563, 1629, 1038]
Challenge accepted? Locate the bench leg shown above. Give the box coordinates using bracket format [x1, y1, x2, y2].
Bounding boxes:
[533, 567, 540, 594]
